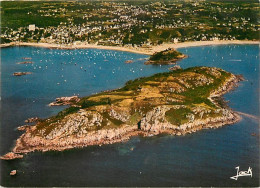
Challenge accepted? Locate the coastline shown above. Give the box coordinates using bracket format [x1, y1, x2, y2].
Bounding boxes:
[1, 67, 243, 159]
[11, 110, 241, 154]
[11, 112, 240, 154]
[0, 40, 258, 55]
[0, 42, 152, 55]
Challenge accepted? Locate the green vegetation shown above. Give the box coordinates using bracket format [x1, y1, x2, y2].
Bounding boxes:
[32, 66, 236, 137]
[165, 107, 192, 126]
[57, 107, 80, 118]
[1, 1, 259, 45]
[150, 48, 183, 61]
[147, 48, 185, 64]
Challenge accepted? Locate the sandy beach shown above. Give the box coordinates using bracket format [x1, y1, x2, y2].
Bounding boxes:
[0, 42, 152, 55]
[152, 40, 259, 52]
[0, 40, 258, 55]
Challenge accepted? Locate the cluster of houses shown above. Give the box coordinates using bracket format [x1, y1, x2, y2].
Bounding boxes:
[1, 1, 258, 46]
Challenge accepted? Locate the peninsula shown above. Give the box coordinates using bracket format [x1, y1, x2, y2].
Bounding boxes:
[2, 66, 243, 159]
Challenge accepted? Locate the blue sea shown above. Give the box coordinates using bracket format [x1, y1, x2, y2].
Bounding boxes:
[0, 45, 259, 187]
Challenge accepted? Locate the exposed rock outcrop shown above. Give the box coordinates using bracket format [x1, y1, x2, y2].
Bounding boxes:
[169, 65, 182, 71]
[0, 152, 23, 160]
[25, 117, 39, 123]
[13, 72, 32, 76]
[2, 67, 243, 159]
[49, 96, 80, 106]
[10, 170, 17, 176]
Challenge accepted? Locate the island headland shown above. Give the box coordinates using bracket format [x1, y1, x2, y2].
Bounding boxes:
[1, 65, 243, 160]
[145, 48, 186, 65]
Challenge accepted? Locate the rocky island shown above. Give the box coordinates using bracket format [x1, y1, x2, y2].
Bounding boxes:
[2, 66, 243, 159]
[145, 48, 186, 65]
[13, 72, 32, 76]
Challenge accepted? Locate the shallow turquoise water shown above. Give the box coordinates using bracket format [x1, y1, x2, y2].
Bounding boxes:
[0, 45, 259, 187]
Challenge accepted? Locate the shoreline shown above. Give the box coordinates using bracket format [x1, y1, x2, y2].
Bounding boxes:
[1, 69, 243, 159]
[10, 112, 240, 154]
[11, 111, 241, 154]
[0, 40, 258, 55]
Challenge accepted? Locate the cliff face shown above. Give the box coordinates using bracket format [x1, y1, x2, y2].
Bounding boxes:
[6, 67, 243, 158]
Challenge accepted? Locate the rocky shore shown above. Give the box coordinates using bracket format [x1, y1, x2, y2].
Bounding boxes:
[169, 65, 182, 71]
[11, 108, 240, 155]
[0, 152, 23, 160]
[1, 67, 243, 160]
[48, 96, 80, 106]
[25, 117, 39, 123]
[145, 54, 187, 65]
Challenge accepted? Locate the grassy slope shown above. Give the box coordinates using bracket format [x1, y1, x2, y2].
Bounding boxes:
[33, 66, 233, 137]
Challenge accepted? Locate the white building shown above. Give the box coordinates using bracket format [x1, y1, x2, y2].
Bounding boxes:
[29, 24, 35, 31]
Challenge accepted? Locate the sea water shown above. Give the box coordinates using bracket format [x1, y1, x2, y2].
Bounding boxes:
[0, 45, 259, 186]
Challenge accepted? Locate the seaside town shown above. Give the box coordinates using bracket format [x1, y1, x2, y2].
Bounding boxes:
[1, 1, 259, 47]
